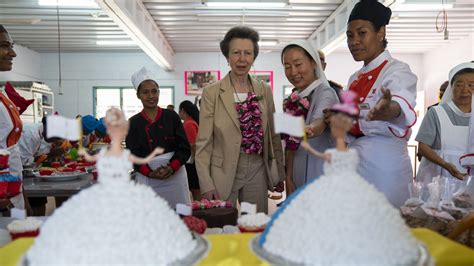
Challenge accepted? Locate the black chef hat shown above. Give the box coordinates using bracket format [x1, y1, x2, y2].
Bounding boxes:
[348, 0, 392, 29]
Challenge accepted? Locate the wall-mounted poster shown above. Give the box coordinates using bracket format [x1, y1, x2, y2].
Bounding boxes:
[185, 70, 220, 96]
[283, 85, 294, 99]
[249, 70, 273, 91]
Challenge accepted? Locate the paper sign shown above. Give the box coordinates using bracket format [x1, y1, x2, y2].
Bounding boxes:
[10, 208, 26, 219]
[273, 113, 305, 137]
[46, 116, 81, 140]
[176, 203, 192, 216]
[148, 152, 174, 171]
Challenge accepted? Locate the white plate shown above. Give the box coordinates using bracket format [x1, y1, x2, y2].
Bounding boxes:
[33, 171, 87, 182]
[251, 235, 433, 266]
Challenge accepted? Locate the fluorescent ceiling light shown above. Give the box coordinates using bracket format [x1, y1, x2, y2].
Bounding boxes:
[196, 11, 290, 17]
[258, 40, 278, 46]
[206, 2, 287, 8]
[393, 3, 454, 11]
[96, 35, 130, 39]
[96, 40, 136, 46]
[0, 19, 41, 25]
[38, 0, 98, 7]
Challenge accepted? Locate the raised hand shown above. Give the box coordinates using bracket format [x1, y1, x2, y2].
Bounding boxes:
[365, 88, 402, 121]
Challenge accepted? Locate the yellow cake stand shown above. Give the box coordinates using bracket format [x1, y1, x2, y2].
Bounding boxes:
[1, 228, 472, 266]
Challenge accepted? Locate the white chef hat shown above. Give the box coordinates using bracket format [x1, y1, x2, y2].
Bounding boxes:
[131, 67, 158, 91]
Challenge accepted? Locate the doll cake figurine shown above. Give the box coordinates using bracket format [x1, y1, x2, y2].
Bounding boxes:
[257, 90, 423, 265]
[78, 107, 163, 182]
[25, 108, 202, 265]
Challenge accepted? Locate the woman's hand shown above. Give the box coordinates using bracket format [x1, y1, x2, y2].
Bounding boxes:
[202, 189, 220, 200]
[149, 166, 174, 180]
[366, 88, 401, 121]
[323, 108, 333, 125]
[443, 162, 467, 181]
[273, 181, 285, 193]
[305, 125, 316, 138]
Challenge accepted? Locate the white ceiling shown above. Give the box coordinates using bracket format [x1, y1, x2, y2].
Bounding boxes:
[144, 0, 342, 52]
[0, 0, 473, 55]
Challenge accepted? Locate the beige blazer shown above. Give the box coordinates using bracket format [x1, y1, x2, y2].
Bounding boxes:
[195, 73, 285, 199]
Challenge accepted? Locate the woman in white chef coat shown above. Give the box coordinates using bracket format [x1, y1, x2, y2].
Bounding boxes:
[416, 62, 473, 189]
[341, 0, 418, 207]
[0, 25, 34, 212]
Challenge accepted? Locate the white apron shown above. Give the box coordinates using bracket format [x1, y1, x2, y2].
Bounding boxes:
[135, 152, 190, 209]
[417, 103, 468, 191]
[351, 135, 412, 208]
[348, 60, 414, 208]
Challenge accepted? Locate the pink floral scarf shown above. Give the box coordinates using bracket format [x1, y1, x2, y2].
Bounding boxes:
[282, 90, 310, 150]
[235, 92, 264, 154]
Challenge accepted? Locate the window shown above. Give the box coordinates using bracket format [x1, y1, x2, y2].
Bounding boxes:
[93, 86, 174, 119]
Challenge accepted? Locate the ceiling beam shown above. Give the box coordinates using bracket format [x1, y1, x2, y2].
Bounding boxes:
[96, 0, 175, 71]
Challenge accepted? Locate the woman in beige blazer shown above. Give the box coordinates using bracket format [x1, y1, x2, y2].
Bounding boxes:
[195, 26, 285, 213]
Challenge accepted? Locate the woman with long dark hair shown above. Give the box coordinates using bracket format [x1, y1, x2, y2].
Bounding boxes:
[179, 100, 201, 200]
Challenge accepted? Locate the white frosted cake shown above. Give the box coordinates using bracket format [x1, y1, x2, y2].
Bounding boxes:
[259, 149, 421, 265]
[238, 213, 270, 232]
[26, 150, 197, 265]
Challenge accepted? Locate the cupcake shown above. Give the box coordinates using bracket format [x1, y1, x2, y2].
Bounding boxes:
[238, 213, 270, 233]
[7, 217, 43, 240]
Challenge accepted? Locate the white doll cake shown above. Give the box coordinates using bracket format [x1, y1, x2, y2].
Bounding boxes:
[25, 149, 198, 265]
[259, 149, 422, 265]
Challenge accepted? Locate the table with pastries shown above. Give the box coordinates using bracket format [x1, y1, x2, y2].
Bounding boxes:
[22, 174, 95, 198]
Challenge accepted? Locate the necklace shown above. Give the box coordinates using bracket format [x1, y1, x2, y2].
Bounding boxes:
[230, 74, 253, 102]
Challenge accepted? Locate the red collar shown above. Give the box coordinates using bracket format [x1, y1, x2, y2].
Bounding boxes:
[140, 107, 162, 124]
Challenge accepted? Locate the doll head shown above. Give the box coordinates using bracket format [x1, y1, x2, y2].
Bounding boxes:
[331, 90, 359, 118]
[104, 108, 129, 142]
[329, 91, 358, 140]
